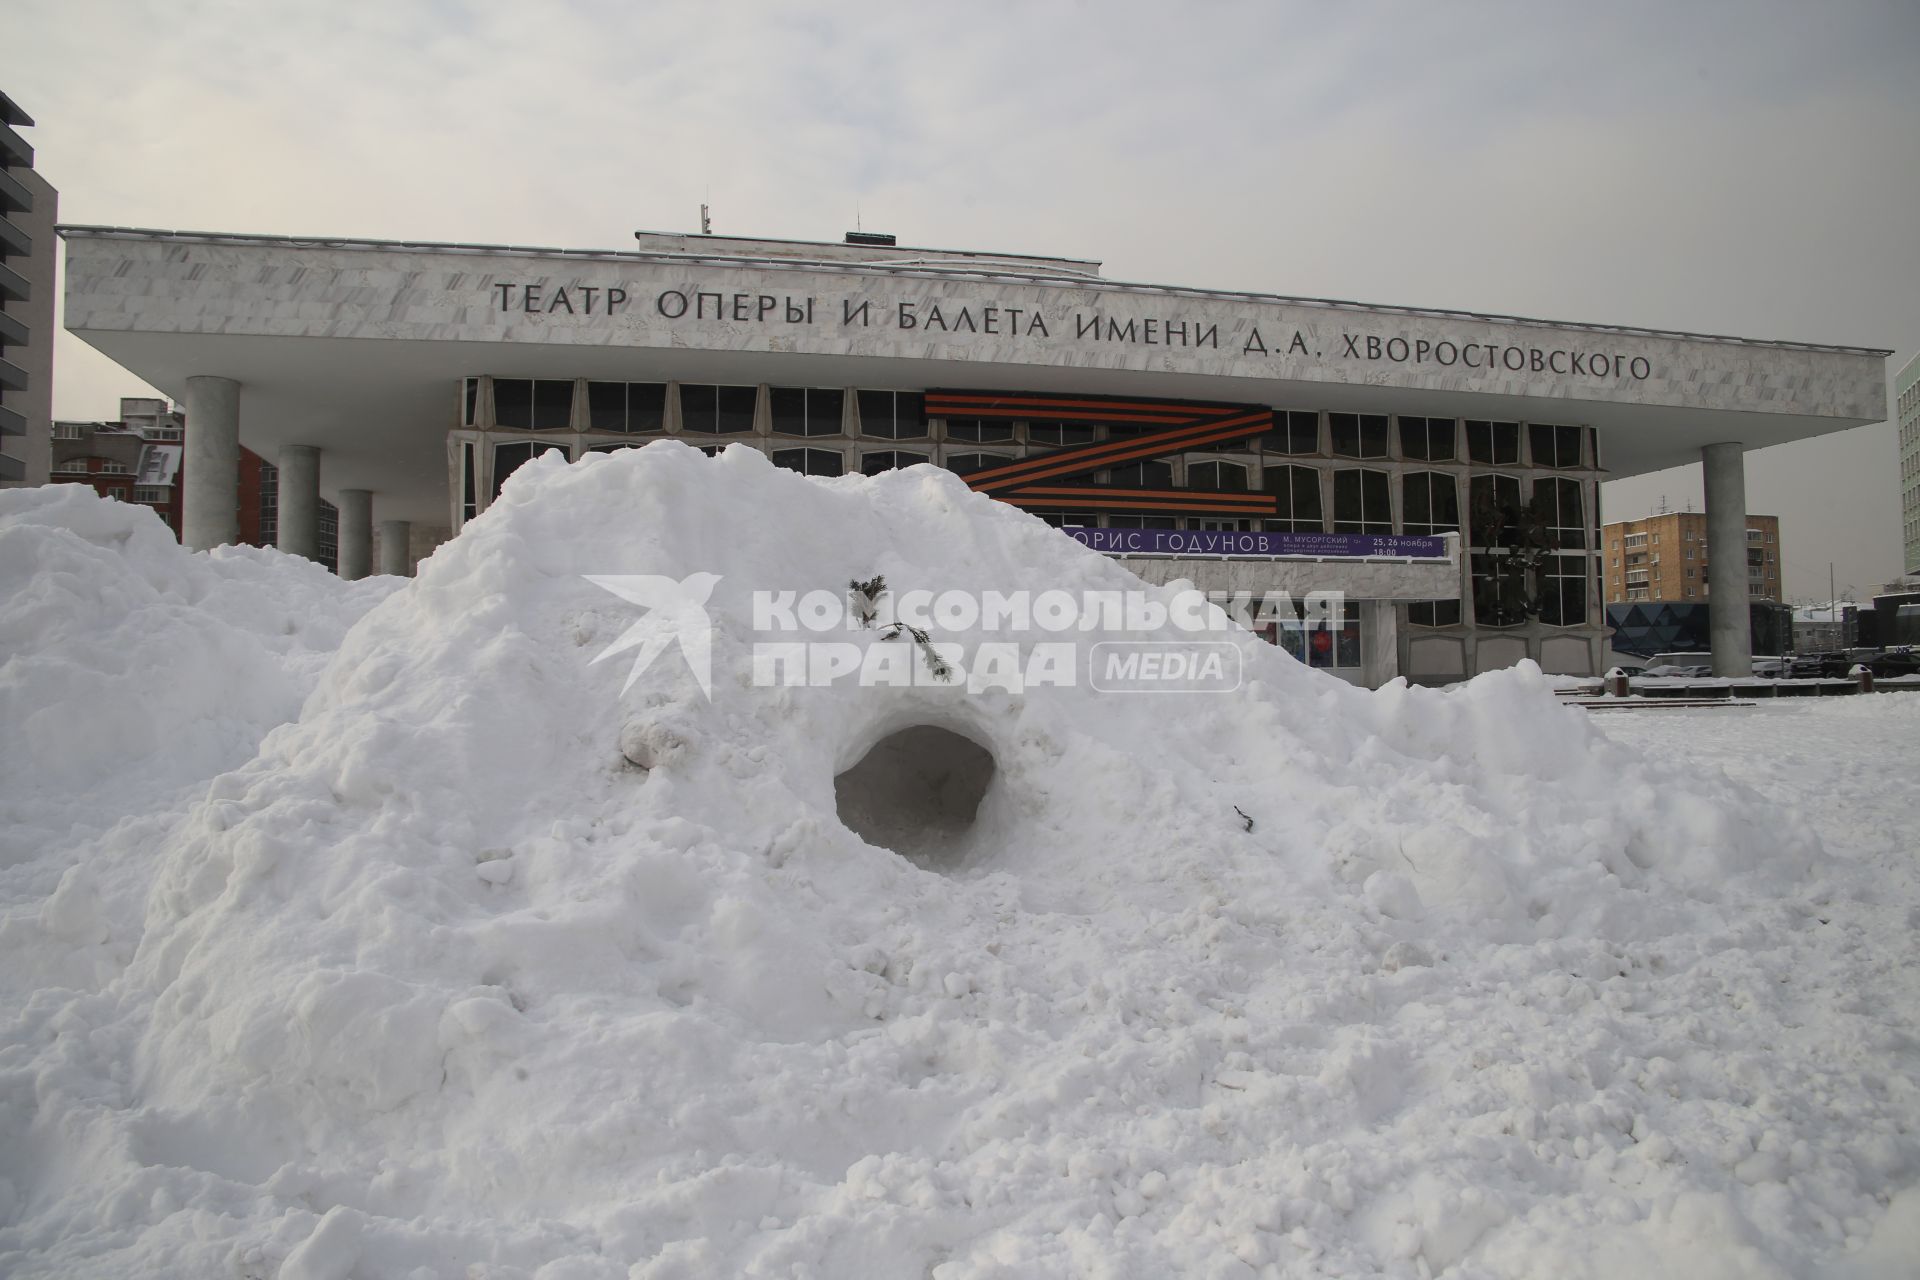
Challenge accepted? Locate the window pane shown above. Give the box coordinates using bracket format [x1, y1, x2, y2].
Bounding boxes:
[808, 388, 844, 434]
[769, 387, 808, 435]
[1408, 599, 1463, 627]
[494, 379, 533, 430]
[1331, 413, 1388, 459]
[945, 452, 1008, 475]
[1363, 470, 1390, 530]
[1472, 552, 1525, 627]
[1108, 460, 1174, 488]
[861, 449, 929, 475]
[533, 380, 574, 430]
[772, 448, 844, 477]
[771, 387, 844, 437]
[856, 389, 925, 439]
[587, 381, 627, 432]
[716, 385, 757, 433]
[1287, 411, 1320, 454]
[1543, 477, 1585, 548]
[627, 383, 666, 433]
[463, 379, 480, 427]
[1467, 420, 1519, 465]
[1330, 414, 1358, 458]
[1292, 467, 1323, 529]
[1402, 472, 1459, 535]
[1403, 474, 1431, 528]
[1029, 421, 1099, 446]
[947, 419, 1016, 444]
[679, 384, 716, 433]
[1190, 460, 1248, 491]
[1538, 552, 1588, 626]
[1530, 422, 1582, 468]
[1333, 470, 1361, 526]
[1469, 474, 1522, 546]
[1400, 417, 1430, 461]
[893, 393, 928, 439]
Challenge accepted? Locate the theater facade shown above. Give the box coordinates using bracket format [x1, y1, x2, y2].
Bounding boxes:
[58, 226, 1889, 686]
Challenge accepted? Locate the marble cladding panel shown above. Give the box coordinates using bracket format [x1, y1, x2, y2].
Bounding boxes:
[64, 238, 1887, 423]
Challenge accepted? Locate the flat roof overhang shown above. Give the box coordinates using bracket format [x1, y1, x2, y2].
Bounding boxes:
[60, 228, 1891, 527]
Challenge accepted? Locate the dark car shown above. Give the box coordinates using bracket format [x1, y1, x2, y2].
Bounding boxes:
[1786, 652, 1853, 679]
[1867, 649, 1920, 678]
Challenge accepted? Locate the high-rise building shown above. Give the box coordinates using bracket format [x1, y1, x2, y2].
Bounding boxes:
[0, 90, 57, 486]
[1897, 352, 1919, 575]
[1602, 511, 1784, 604]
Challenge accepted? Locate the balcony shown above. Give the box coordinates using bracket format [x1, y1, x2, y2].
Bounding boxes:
[0, 166, 28, 215]
[0, 259, 26, 304]
[0, 452, 23, 483]
[0, 214, 27, 260]
[0, 308, 25, 347]
[0, 403, 22, 437]
[0, 354, 26, 392]
[0, 121, 32, 170]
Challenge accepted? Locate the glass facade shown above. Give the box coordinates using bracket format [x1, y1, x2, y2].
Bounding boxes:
[444, 380, 1603, 675]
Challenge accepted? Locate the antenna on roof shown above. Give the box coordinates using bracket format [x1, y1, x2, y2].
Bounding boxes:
[699, 203, 711, 235]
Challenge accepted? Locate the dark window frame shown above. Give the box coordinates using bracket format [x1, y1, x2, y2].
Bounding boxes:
[1331, 467, 1393, 534]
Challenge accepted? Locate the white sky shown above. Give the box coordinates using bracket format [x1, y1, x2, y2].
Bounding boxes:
[8, 0, 1917, 599]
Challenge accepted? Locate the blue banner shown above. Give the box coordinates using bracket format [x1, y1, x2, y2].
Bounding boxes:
[1063, 527, 1448, 559]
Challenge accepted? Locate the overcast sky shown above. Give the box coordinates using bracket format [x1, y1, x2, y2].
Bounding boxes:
[8, 0, 1918, 599]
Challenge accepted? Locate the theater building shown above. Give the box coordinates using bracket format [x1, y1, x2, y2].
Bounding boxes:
[57, 226, 1888, 685]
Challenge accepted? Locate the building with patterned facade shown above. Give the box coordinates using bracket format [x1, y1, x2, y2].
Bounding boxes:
[55, 225, 1889, 684]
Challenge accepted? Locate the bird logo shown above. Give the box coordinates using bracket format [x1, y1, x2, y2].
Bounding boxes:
[583, 573, 722, 699]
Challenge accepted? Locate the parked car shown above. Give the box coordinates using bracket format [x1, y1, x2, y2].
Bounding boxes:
[1751, 657, 1790, 678]
[1786, 652, 1853, 679]
[1867, 649, 1920, 678]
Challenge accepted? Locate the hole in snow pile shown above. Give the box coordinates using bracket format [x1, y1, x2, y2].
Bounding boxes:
[834, 724, 996, 873]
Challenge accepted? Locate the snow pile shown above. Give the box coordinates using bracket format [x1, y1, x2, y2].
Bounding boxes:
[0, 485, 399, 995]
[3, 450, 1916, 1278]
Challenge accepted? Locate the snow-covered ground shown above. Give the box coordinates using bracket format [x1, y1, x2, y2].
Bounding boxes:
[2, 456, 1917, 1279]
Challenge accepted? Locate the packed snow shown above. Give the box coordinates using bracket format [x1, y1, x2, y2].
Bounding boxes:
[2, 451, 1916, 1278]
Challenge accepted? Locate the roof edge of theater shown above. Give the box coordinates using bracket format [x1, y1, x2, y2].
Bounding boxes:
[56, 224, 1895, 359]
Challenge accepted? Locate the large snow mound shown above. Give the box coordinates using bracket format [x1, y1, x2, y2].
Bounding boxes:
[3, 450, 1915, 1278]
[0, 486, 399, 998]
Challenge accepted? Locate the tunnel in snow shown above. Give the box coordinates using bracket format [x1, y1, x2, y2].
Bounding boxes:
[834, 724, 997, 873]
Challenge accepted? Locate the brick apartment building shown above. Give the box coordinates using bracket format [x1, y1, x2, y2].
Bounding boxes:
[1602, 510, 1782, 604]
[51, 396, 337, 567]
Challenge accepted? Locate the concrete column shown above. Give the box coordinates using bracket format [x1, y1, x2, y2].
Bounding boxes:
[337, 489, 373, 580]
[378, 519, 412, 576]
[277, 445, 321, 561]
[1703, 442, 1753, 677]
[182, 376, 240, 550]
